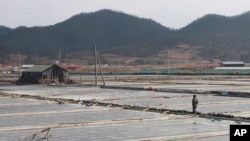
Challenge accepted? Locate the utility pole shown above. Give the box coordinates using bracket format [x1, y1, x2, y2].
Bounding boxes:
[93, 45, 106, 86]
[58, 48, 61, 64]
[96, 50, 106, 86]
[167, 50, 169, 77]
[94, 45, 97, 86]
[18, 50, 21, 78]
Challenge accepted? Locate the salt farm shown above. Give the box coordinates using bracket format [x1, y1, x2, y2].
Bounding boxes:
[1, 3, 250, 140]
[1, 75, 250, 140]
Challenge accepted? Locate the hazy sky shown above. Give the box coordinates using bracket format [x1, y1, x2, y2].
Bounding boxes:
[1, 0, 250, 29]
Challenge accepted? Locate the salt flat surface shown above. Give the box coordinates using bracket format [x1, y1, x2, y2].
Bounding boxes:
[0, 117, 238, 141]
[1, 84, 249, 140]
[1, 85, 250, 116]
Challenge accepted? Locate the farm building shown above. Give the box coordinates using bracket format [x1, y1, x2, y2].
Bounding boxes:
[220, 61, 245, 67]
[17, 64, 68, 84]
[214, 61, 250, 70]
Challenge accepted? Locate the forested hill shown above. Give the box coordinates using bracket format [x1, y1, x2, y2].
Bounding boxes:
[180, 11, 250, 34]
[177, 11, 250, 60]
[1, 10, 250, 62]
[0, 9, 172, 56]
[0, 26, 12, 36]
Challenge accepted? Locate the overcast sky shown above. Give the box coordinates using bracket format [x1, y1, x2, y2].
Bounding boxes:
[0, 0, 250, 29]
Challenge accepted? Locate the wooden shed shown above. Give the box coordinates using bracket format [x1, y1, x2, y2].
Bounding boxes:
[17, 64, 68, 84]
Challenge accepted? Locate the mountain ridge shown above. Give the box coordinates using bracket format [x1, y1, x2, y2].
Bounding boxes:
[1, 9, 250, 64]
[0, 9, 173, 57]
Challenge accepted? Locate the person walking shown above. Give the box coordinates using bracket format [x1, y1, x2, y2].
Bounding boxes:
[192, 95, 198, 114]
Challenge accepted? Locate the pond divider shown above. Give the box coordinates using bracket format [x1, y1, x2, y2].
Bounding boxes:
[101, 85, 250, 98]
[1, 91, 250, 123]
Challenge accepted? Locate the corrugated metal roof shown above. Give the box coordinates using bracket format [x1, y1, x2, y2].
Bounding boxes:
[222, 61, 244, 65]
[23, 65, 52, 72]
[23, 64, 68, 72]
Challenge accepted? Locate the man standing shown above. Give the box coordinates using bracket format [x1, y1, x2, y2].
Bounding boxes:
[192, 95, 198, 114]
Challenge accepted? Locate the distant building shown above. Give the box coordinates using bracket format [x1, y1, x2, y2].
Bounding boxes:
[12, 64, 34, 73]
[220, 61, 245, 67]
[214, 61, 250, 70]
[17, 64, 68, 84]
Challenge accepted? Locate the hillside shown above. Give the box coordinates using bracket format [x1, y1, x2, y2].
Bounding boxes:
[0, 26, 12, 36]
[1, 10, 250, 65]
[178, 12, 250, 61]
[0, 9, 172, 57]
